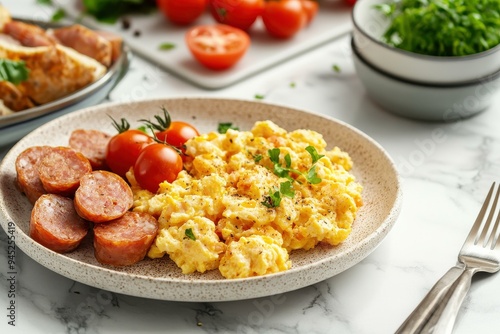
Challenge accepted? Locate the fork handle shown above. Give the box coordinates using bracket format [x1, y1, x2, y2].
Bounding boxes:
[421, 267, 475, 334]
[395, 265, 465, 334]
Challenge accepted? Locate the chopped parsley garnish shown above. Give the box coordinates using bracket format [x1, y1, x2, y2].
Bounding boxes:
[218, 122, 239, 134]
[51, 8, 66, 22]
[159, 42, 176, 51]
[332, 64, 341, 73]
[0, 60, 29, 85]
[262, 181, 295, 208]
[185, 228, 196, 241]
[260, 146, 325, 208]
[254, 94, 265, 100]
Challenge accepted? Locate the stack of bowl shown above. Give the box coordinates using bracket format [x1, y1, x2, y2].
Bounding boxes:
[351, 0, 500, 121]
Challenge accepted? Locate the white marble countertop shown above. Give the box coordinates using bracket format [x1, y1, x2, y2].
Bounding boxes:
[2, 1, 500, 333]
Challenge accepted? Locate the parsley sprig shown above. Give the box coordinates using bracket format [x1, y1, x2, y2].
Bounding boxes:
[261, 146, 325, 208]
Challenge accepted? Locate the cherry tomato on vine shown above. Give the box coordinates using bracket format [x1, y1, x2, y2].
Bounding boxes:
[209, 0, 264, 31]
[106, 129, 154, 177]
[133, 143, 183, 193]
[186, 24, 250, 70]
[156, 0, 208, 25]
[156, 121, 200, 149]
[261, 0, 308, 39]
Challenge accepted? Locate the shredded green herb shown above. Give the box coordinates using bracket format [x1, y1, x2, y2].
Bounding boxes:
[82, 0, 157, 24]
[375, 0, 500, 56]
[159, 43, 176, 51]
[0, 60, 29, 85]
[260, 146, 324, 208]
[51, 8, 66, 22]
[218, 122, 239, 134]
[185, 228, 196, 241]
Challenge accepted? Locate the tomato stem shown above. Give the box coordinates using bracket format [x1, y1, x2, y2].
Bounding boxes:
[109, 115, 131, 133]
[138, 106, 172, 132]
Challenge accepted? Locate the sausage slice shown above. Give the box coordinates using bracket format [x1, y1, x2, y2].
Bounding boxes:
[15, 146, 55, 204]
[30, 194, 89, 253]
[74, 170, 133, 223]
[38, 146, 92, 197]
[69, 129, 111, 170]
[93, 211, 158, 266]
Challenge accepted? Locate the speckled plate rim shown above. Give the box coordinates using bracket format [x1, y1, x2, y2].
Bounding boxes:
[0, 97, 403, 302]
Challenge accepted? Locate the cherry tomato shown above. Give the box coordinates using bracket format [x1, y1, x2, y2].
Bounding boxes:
[156, 121, 200, 148]
[301, 0, 319, 25]
[156, 0, 207, 25]
[133, 143, 183, 193]
[344, 0, 357, 6]
[209, 0, 264, 31]
[106, 130, 153, 177]
[185, 24, 250, 70]
[262, 0, 308, 39]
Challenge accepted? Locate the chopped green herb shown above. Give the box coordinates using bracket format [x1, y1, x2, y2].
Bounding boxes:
[254, 94, 265, 100]
[82, 0, 157, 24]
[253, 154, 263, 163]
[375, 0, 500, 56]
[259, 146, 325, 207]
[262, 181, 295, 208]
[280, 181, 295, 198]
[290, 82, 296, 88]
[185, 228, 196, 241]
[0, 60, 29, 85]
[218, 122, 239, 134]
[306, 165, 322, 184]
[306, 146, 325, 164]
[159, 42, 176, 51]
[51, 8, 66, 22]
[332, 64, 341, 73]
[37, 0, 53, 5]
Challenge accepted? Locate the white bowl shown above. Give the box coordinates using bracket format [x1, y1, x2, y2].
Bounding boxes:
[352, 0, 500, 84]
[351, 38, 500, 121]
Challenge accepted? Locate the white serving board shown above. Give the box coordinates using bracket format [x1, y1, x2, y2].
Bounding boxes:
[14, 0, 353, 89]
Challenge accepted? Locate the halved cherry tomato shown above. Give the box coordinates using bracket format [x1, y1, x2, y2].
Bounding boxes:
[106, 129, 154, 177]
[261, 0, 307, 39]
[185, 24, 250, 70]
[133, 143, 183, 193]
[209, 0, 264, 31]
[156, 0, 208, 25]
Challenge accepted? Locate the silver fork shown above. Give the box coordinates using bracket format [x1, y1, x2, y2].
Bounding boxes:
[396, 182, 500, 334]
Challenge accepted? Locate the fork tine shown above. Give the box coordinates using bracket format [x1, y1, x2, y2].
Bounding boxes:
[479, 182, 500, 247]
[465, 182, 495, 245]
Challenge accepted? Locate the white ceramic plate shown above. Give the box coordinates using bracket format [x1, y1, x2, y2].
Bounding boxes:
[0, 98, 402, 302]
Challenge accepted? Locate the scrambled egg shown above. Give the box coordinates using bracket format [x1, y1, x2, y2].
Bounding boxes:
[128, 120, 363, 279]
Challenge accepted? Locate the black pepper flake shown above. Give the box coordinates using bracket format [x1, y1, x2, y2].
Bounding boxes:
[133, 30, 141, 37]
[121, 17, 131, 30]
